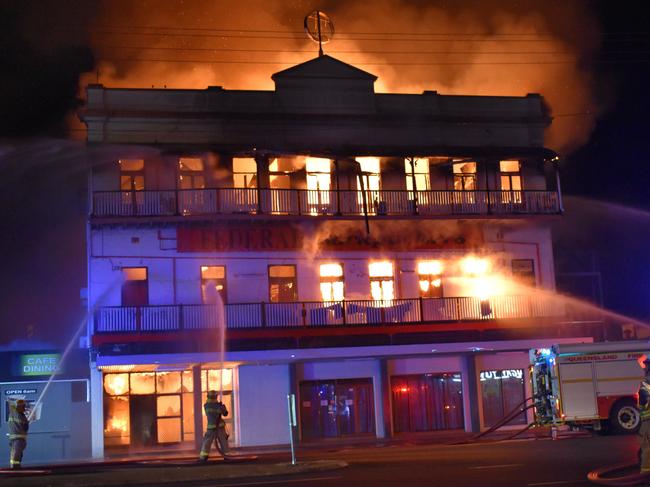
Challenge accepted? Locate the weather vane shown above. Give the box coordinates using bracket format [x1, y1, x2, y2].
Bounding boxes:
[304, 10, 335, 57]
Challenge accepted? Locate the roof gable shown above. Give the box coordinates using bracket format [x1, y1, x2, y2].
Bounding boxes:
[272, 55, 377, 81]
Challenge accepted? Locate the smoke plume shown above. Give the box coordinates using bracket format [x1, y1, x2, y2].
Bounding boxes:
[84, 0, 604, 154]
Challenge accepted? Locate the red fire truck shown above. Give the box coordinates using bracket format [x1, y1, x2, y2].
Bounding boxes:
[530, 341, 650, 434]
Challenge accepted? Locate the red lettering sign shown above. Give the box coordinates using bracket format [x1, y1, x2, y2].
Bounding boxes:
[177, 224, 303, 252]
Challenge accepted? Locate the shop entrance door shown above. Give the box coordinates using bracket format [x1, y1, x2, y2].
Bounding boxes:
[129, 395, 156, 448]
[299, 378, 375, 440]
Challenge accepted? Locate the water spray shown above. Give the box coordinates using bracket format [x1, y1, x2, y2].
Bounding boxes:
[27, 278, 121, 422]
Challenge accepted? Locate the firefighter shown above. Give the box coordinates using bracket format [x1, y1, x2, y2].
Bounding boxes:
[8, 399, 29, 469]
[638, 357, 650, 472]
[198, 390, 229, 462]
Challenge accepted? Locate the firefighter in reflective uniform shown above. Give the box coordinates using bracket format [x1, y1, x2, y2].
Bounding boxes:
[8, 399, 29, 469]
[199, 391, 229, 462]
[638, 357, 650, 472]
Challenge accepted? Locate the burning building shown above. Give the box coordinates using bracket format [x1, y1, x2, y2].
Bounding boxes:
[81, 54, 599, 456]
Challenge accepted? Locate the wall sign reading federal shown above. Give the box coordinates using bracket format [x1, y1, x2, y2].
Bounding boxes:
[178, 224, 303, 252]
[19, 354, 61, 376]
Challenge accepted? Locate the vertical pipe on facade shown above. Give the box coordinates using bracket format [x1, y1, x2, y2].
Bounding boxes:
[192, 364, 203, 453]
[554, 159, 564, 213]
[254, 153, 265, 214]
[409, 156, 418, 215]
[334, 159, 341, 215]
[484, 158, 492, 215]
[379, 359, 393, 438]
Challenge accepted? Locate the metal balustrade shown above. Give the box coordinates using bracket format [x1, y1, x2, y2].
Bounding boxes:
[92, 189, 561, 217]
[93, 295, 566, 334]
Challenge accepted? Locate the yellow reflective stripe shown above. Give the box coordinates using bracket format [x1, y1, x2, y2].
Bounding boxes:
[9, 435, 27, 439]
[10, 460, 21, 465]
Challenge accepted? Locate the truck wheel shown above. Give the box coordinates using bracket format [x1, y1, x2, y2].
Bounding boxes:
[610, 400, 641, 434]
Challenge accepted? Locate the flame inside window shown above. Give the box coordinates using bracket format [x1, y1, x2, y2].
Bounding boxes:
[461, 257, 489, 276]
[369, 261, 394, 301]
[320, 263, 344, 301]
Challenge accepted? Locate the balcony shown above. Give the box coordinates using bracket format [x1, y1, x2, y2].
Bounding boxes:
[93, 295, 564, 336]
[91, 188, 561, 219]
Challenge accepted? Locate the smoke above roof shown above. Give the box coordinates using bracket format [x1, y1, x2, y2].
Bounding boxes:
[83, 0, 605, 154]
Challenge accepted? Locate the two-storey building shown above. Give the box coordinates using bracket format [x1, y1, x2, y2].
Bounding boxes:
[82, 55, 597, 457]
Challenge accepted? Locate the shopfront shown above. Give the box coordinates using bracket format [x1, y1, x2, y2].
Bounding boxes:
[101, 367, 234, 451]
[299, 378, 375, 440]
[479, 368, 527, 427]
[391, 373, 464, 433]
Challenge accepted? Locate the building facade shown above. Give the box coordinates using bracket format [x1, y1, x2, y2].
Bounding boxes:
[82, 56, 600, 457]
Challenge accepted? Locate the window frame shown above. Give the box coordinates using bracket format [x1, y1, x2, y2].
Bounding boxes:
[200, 265, 228, 304]
[268, 264, 298, 303]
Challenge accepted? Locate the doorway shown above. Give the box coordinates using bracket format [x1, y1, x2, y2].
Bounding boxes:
[299, 378, 375, 440]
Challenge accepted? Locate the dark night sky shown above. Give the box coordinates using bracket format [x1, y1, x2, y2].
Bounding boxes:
[0, 0, 649, 346]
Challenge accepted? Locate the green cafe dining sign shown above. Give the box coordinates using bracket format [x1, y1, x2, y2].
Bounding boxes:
[18, 354, 62, 376]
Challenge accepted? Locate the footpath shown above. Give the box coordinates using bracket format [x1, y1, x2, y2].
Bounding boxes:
[0, 426, 584, 486]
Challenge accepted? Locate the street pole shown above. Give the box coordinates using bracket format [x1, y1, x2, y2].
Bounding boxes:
[287, 393, 297, 465]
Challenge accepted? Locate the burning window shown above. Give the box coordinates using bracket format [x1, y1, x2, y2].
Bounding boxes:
[104, 396, 130, 446]
[269, 265, 297, 302]
[405, 158, 430, 192]
[499, 160, 522, 203]
[306, 157, 332, 213]
[178, 157, 205, 190]
[156, 371, 182, 394]
[369, 261, 394, 301]
[201, 266, 227, 304]
[320, 263, 344, 302]
[356, 157, 381, 192]
[233, 157, 257, 188]
[269, 158, 295, 189]
[453, 162, 477, 191]
[417, 261, 444, 298]
[119, 159, 145, 191]
[129, 372, 156, 395]
[104, 373, 129, 396]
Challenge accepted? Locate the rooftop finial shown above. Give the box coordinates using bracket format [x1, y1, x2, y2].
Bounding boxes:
[304, 10, 335, 57]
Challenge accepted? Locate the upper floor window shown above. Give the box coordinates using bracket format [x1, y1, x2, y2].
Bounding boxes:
[306, 157, 332, 214]
[356, 157, 381, 192]
[269, 158, 295, 190]
[511, 259, 535, 288]
[306, 157, 332, 192]
[233, 157, 257, 188]
[269, 265, 297, 302]
[178, 158, 205, 190]
[121, 267, 148, 307]
[201, 265, 227, 304]
[500, 160, 522, 203]
[417, 260, 443, 298]
[405, 158, 430, 192]
[119, 159, 145, 191]
[453, 162, 477, 191]
[319, 263, 344, 302]
[369, 261, 394, 301]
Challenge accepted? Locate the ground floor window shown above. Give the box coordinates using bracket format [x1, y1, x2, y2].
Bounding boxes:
[103, 367, 234, 449]
[480, 369, 527, 428]
[391, 373, 463, 433]
[299, 378, 375, 440]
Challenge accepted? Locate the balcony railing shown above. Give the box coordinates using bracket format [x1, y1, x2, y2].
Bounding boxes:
[94, 295, 564, 334]
[92, 189, 560, 218]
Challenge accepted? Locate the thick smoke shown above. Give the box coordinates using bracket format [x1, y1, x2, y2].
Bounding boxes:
[84, 0, 603, 154]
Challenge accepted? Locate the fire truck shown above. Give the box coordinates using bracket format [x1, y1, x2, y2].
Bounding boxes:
[530, 341, 650, 434]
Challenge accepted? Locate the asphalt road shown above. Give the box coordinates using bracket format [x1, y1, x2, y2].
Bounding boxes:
[196, 434, 639, 487]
